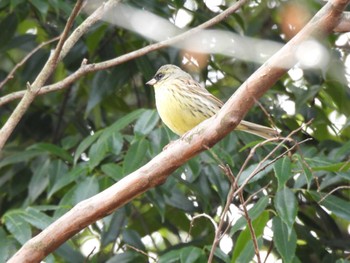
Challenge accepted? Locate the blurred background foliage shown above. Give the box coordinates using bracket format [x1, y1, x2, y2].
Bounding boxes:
[0, 0, 350, 262]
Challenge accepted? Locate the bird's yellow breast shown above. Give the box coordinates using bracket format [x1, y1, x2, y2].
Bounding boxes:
[154, 85, 208, 135]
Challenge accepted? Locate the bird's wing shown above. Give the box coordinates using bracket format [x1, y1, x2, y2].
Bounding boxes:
[183, 78, 224, 108]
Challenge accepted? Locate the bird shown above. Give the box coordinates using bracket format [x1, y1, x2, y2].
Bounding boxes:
[146, 64, 278, 139]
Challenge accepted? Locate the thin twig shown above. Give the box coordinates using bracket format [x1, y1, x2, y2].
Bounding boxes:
[263, 240, 274, 263]
[0, 37, 60, 90]
[84, 246, 96, 263]
[47, 0, 85, 75]
[186, 213, 218, 242]
[0, 0, 249, 108]
[318, 185, 350, 204]
[209, 122, 312, 261]
[0, 0, 87, 150]
[124, 244, 157, 262]
[239, 189, 261, 263]
[235, 121, 312, 192]
[225, 165, 262, 263]
[242, 182, 271, 207]
[255, 99, 278, 133]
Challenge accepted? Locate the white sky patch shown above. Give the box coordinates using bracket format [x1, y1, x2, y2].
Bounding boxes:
[328, 111, 347, 134]
[206, 67, 225, 85]
[173, 0, 197, 28]
[277, 94, 296, 115]
[343, 55, 350, 87]
[173, 8, 193, 28]
[80, 237, 100, 257]
[296, 39, 329, 69]
[204, 0, 225, 12]
[288, 66, 304, 81]
[219, 234, 233, 254]
[26, 27, 37, 35]
[335, 32, 350, 46]
[256, 250, 282, 263]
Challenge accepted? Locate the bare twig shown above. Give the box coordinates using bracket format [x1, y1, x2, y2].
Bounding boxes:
[49, 0, 85, 71]
[0, 0, 248, 150]
[0, 37, 60, 90]
[84, 246, 96, 263]
[0, 0, 86, 150]
[255, 99, 278, 132]
[263, 240, 274, 263]
[0, 0, 249, 108]
[186, 213, 218, 242]
[124, 244, 157, 262]
[238, 189, 261, 263]
[225, 165, 262, 263]
[318, 185, 350, 203]
[208, 122, 313, 261]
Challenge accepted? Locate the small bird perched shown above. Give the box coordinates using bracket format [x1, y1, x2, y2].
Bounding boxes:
[146, 64, 277, 139]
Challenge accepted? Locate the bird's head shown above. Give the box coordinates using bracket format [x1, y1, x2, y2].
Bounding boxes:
[146, 64, 191, 88]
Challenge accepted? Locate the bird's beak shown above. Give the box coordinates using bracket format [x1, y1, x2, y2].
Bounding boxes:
[146, 78, 156, 86]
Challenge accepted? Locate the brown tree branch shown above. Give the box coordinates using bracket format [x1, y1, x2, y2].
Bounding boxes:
[7, 0, 349, 262]
[334, 11, 350, 32]
[238, 181, 261, 263]
[0, 0, 248, 108]
[0, 0, 86, 150]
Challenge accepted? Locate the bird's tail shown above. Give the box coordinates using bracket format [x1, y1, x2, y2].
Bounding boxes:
[237, 120, 279, 139]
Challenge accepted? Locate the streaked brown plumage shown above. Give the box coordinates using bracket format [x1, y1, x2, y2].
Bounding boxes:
[147, 64, 277, 139]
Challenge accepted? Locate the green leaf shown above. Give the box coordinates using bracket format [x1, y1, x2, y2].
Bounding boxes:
[73, 176, 99, 204]
[75, 109, 145, 166]
[101, 208, 126, 247]
[159, 249, 181, 263]
[28, 159, 50, 203]
[230, 196, 269, 235]
[234, 238, 263, 263]
[20, 207, 53, 230]
[306, 158, 350, 172]
[122, 229, 145, 250]
[274, 156, 292, 189]
[74, 130, 103, 165]
[107, 108, 145, 133]
[273, 216, 297, 263]
[0, 14, 17, 48]
[309, 191, 350, 221]
[106, 251, 144, 263]
[296, 154, 313, 188]
[134, 109, 159, 135]
[180, 246, 204, 263]
[3, 210, 31, 245]
[88, 130, 123, 170]
[101, 163, 124, 181]
[231, 211, 269, 262]
[123, 139, 149, 175]
[274, 187, 297, 237]
[48, 164, 88, 198]
[29, 143, 73, 163]
[164, 188, 195, 212]
[0, 227, 16, 262]
[238, 160, 274, 186]
[0, 149, 42, 169]
[54, 243, 85, 263]
[31, 0, 49, 18]
[159, 246, 205, 263]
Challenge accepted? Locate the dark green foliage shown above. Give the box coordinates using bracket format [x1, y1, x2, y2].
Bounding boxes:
[0, 0, 349, 262]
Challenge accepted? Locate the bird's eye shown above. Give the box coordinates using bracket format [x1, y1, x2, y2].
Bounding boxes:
[155, 73, 164, 81]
